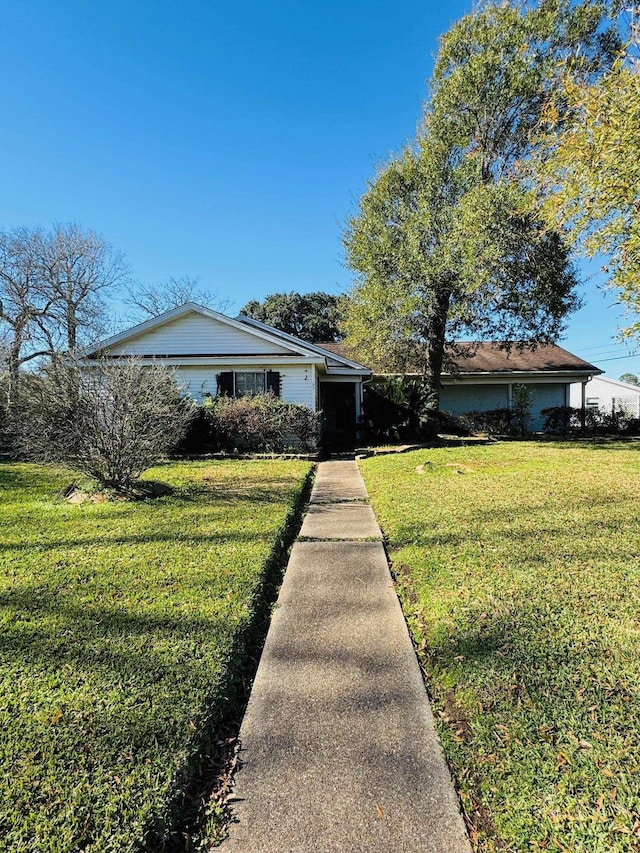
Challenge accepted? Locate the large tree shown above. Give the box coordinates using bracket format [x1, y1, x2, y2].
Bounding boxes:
[0, 228, 54, 397]
[343, 1, 618, 406]
[38, 223, 128, 352]
[0, 224, 128, 400]
[240, 291, 343, 342]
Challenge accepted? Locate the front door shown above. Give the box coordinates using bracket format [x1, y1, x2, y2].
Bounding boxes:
[319, 382, 357, 449]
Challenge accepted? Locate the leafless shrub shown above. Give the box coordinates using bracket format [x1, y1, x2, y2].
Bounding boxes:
[14, 356, 194, 489]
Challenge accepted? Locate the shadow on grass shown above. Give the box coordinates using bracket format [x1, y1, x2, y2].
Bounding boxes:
[0, 465, 315, 851]
[142, 465, 315, 851]
[0, 527, 287, 553]
[516, 436, 640, 451]
[394, 557, 640, 848]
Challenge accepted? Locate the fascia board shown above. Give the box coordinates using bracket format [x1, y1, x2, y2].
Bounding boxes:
[440, 370, 602, 384]
[80, 355, 325, 367]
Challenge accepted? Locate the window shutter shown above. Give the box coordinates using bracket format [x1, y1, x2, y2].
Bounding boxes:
[266, 370, 281, 398]
[216, 372, 234, 397]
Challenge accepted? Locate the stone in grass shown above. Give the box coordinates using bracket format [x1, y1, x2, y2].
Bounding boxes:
[61, 480, 173, 504]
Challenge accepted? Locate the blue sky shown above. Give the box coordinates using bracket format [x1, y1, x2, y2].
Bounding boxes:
[2, 0, 638, 378]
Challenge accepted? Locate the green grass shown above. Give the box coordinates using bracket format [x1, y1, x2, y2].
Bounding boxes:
[359, 441, 640, 853]
[0, 458, 312, 852]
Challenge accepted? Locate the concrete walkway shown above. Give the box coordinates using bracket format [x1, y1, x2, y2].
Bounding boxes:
[221, 459, 471, 853]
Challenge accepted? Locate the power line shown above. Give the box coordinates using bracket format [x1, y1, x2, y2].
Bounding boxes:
[579, 343, 631, 352]
[593, 353, 640, 363]
[582, 351, 638, 361]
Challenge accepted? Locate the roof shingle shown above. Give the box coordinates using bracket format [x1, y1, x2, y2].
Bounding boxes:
[315, 341, 600, 375]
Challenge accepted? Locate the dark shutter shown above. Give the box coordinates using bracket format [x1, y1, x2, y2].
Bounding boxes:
[216, 372, 234, 397]
[266, 370, 281, 397]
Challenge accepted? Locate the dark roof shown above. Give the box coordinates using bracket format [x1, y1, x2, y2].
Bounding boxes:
[316, 342, 600, 375]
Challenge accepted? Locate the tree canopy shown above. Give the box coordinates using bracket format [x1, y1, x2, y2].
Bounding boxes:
[619, 372, 639, 385]
[240, 291, 343, 342]
[343, 1, 618, 405]
[531, 42, 640, 336]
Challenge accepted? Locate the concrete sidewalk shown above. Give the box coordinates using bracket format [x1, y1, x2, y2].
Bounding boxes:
[221, 459, 471, 853]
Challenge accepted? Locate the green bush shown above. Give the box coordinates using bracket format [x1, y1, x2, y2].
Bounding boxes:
[459, 407, 516, 436]
[361, 378, 469, 444]
[541, 405, 582, 434]
[542, 405, 640, 436]
[511, 382, 533, 435]
[180, 393, 320, 454]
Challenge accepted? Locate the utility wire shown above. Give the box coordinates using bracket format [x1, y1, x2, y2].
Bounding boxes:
[593, 353, 640, 363]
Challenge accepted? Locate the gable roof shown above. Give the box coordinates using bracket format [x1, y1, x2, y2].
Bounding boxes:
[84, 302, 315, 358]
[585, 374, 640, 393]
[83, 302, 371, 374]
[318, 341, 601, 377]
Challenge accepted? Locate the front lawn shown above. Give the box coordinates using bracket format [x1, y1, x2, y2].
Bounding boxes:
[0, 459, 312, 852]
[359, 442, 640, 852]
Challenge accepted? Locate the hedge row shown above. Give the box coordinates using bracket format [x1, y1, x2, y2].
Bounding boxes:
[179, 393, 321, 454]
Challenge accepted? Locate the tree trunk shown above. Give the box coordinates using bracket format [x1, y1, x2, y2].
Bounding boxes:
[5, 320, 27, 407]
[66, 303, 77, 352]
[420, 288, 450, 410]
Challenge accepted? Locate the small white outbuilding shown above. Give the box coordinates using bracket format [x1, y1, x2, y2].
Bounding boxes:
[570, 374, 640, 417]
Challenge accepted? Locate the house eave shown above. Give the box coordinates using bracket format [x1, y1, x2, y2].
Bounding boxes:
[84, 354, 328, 367]
[237, 316, 370, 371]
[373, 369, 602, 384]
[322, 365, 372, 377]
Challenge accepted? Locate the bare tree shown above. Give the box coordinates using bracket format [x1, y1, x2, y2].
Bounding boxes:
[125, 275, 232, 321]
[0, 224, 129, 401]
[14, 356, 194, 490]
[0, 228, 54, 400]
[36, 223, 129, 352]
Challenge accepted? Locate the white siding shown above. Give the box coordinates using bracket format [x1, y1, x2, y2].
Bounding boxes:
[570, 376, 640, 416]
[108, 312, 293, 356]
[173, 364, 316, 408]
[280, 365, 316, 407]
[172, 367, 219, 399]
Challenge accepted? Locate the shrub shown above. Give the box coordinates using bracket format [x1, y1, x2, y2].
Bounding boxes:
[13, 356, 194, 489]
[541, 405, 640, 436]
[179, 393, 320, 454]
[511, 383, 533, 435]
[541, 405, 582, 434]
[0, 373, 9, 452]
[361, 378, 469, 444]
[459, 407, 516, 436]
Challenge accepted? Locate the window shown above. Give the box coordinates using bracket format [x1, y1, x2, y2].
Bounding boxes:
[216, 370, 281, 398]
[235, 371, 266, 397]
[586, 397, 599, 409]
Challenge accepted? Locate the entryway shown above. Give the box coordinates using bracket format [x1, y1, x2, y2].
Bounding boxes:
[319, 381, 357, 450]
